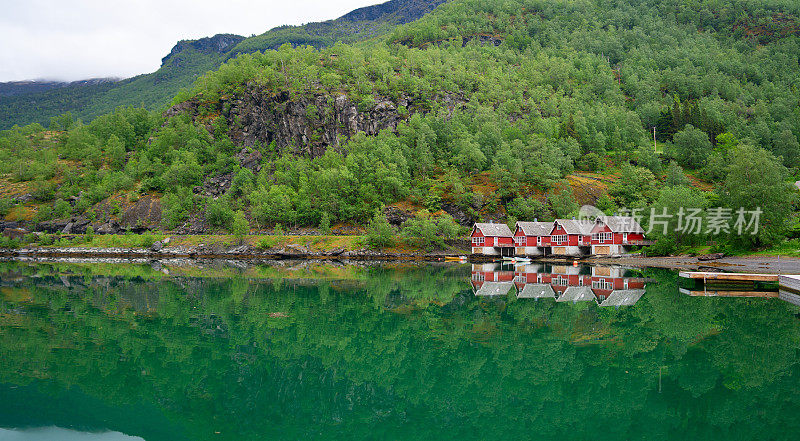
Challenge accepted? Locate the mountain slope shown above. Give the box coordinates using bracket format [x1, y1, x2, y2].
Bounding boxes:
[0, 0, 448, 129]
[0, 0, 797, 252]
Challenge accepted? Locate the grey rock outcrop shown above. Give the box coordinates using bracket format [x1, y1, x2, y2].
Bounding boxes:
[167, 86, 466, 159]
[96, 220, 121, 235]
[121, 196, 162, 232]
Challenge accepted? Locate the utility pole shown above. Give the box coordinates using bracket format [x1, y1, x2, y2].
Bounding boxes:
[653, 127, 657, 152]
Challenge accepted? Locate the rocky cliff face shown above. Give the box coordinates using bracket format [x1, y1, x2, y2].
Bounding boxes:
[339, 0, 448, 24]
[168, 85, 466, 158]
[161, 34, 245, 67]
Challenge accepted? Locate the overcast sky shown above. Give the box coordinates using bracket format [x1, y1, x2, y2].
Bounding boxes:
[0, 0, 382, 82]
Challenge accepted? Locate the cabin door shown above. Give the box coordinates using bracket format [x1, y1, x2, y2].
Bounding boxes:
[623, 233, 628, 243]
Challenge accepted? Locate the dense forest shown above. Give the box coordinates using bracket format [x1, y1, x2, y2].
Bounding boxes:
[1, 0, 799, 254]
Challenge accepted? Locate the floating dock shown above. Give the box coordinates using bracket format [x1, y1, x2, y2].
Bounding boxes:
[779, 275, 800, 294]
[679, 288, 779, 298]
[679, 271, 781, 296]
[678, 272, 779, 282]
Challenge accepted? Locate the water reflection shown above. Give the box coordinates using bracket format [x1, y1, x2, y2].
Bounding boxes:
[0, 428, 143, 441]
[1, 260, 800, 441]
[470, 263, 647, 306]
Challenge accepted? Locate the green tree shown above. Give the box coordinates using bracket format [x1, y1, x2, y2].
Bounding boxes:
[609, 164, 658, 208]
[206, 198, 234, 229]
[721, 144, 795, 248]
[665, 161, 689, 187]
[250, 185, 297, 226]
[105, 134, 127, 170]
[231, 210, 249, 243]
[318, 212, 332, 235]
[507, 196, 546, 221]
[548, 183, 579, 218]
[673, 125, 712, 169]
[364, 210, 396, 249]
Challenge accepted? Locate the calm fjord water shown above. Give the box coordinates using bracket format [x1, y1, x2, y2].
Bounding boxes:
[0, 260, 799, 440]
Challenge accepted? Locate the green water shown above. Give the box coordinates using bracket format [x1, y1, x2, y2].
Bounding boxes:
[1, 260, 799, 440]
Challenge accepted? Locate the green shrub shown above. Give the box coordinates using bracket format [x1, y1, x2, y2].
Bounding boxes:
[646, 236, 676, 257]
[206, 198, 234, 229]
[39, 233, 55, 246]
[161, 189, 195, 229]
[318, 212, 332, 235]
[231, 210, 249, 243]
[53, 199, 72, 218]
[140, 233, 156, 248]
[400, 210, 460, 250]
[0, 236, 20, 249]
[31, 181, 57, 202]
[256, 236, 278, 250]
[365, 211, 397, 249]
[0, 197, 12, 217]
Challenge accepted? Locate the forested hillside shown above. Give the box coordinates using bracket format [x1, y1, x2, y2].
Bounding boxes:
[1, 0, 799, 254]
[0, 0, 446, 129]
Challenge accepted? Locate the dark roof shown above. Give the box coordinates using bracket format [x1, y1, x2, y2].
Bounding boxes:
[557, 286, 595, 302]
[597, 216, 645, 233]
[598, 289, 645, 307]
[517, 284, 556, 299]
[516, 221, 552, 236]
[474, 223, 513, 237]
[554, 219, 594, 235]
[473, 281, 514, 296]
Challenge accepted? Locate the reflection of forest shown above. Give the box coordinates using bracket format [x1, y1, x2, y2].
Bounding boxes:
[471, 263, 647, 306]
[1, 261, 800, 441]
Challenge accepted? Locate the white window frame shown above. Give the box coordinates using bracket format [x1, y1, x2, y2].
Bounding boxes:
[551, 234, 568, 244]
[553, 276, 568, 286]
[514, 236, 525, 246]
[592, 232, 613, 243]
[592, 279, 614, 290]
[473, 236, 485, 246]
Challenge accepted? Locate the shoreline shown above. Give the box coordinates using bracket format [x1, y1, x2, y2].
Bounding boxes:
[2, 245, 800, 274]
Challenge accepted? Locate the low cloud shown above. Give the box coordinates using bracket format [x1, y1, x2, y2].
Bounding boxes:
[0, 0, 379, 82]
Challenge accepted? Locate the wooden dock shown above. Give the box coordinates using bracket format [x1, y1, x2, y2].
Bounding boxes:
[678, 272, 779, 282]
[679, 288, 779, 298]
[779, 275, 800, 294]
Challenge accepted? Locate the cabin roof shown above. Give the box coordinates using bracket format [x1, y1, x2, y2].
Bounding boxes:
[554, 219, 594, 235]
[517, 284, 556, 299]
[597, 216, 645, 233]
[516, 221, 552, 236]
[598, 289, 645, 307]
[474, 281, 514, 296]
[474, 223, 513, 237]
[557, 286, 595, 302]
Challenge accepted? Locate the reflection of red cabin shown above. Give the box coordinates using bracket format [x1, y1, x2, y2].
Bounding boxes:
[471, 264, 515, 296]
[508, 264, 647, 303]
[591, 276, 646, 300]
[471, 264, 514, 283]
